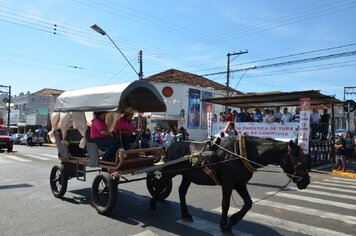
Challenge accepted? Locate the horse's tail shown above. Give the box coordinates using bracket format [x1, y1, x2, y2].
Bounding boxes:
[164, 141, 191, 162]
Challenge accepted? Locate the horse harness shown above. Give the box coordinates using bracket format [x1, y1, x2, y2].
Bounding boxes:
[238, 135, 257, 173]
[189, 141, 221, 185]
[188, 135, 257, 185]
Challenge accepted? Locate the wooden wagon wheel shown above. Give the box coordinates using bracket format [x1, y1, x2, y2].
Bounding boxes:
[49, 164, 68, 198]
[146, 173, 172, 201]
[91, 172, 117, 215]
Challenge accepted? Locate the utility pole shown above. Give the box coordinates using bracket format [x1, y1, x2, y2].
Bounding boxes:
[226, 50, 248, 111]
[226, 50, 248, 98]
[138, 50, 143, 80]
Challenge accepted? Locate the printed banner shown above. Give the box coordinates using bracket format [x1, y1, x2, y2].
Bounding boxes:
[188, 88, 201, 129]
[298, 98, 311, 154]
[212, 122, 299, 141]
[201, 91, 212, 129]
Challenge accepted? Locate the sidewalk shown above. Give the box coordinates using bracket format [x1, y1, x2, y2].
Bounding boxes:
[312, 161, 356, 179]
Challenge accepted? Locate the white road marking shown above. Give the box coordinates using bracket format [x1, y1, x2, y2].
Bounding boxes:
[308, 184, 356, 194]
[3, 154, 30, 162]
[323, 179, 356, 186]
[177, 216, 254, 236]
[287, 186, 356, 201]
[331, 177, 356, 182]
[312, 181, 356, 189]
[24, 154, 49, 161]
[213, 208, 354, 236]
[39, 154, 58, 158]
[265, 191, 356, 210]
[131, 229, 159, 236]
[0, 156, 12, 163]
[251, 197, 356, 224]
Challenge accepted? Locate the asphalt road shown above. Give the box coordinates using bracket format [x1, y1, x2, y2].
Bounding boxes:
[0, 145, 356, 236]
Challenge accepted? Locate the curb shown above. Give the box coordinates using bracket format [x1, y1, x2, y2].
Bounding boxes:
[311, 164, 356, 179]
[331, 169, 356, 179]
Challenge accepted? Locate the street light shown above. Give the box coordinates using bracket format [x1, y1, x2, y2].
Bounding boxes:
[90, 24, 142, 79]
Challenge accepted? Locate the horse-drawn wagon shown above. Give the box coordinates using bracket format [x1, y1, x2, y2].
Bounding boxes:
[49, 82, 312, 233]
[49, 80, 172, 215]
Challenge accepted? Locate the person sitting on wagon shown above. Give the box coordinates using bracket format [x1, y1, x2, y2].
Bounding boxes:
[90, 111, 119, 161]
[114, 107, 141, 150]
[224, 121, 238, 136]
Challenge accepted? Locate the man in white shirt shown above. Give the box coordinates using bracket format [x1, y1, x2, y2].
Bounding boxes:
[163, 129, 173, 149]
[310, 109, 321, 139]
[280, 108, 292, 123]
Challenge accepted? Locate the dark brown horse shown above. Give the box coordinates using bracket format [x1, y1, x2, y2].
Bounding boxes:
[149, 136, 310, 233]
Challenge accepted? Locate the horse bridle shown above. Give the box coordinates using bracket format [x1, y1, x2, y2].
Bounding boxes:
[287, 145, 306, 182]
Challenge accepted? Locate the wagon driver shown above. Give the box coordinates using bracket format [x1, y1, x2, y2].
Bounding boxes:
[114, 107, 141, 150]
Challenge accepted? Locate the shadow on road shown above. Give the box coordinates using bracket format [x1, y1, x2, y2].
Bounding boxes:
[59, 187, 283, 236]
[0, 183, 33, 190]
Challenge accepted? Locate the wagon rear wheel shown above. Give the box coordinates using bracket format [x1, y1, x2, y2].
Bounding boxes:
[50, 164, 68, 198]
[91, 172, 117, 215]
[146, 173, 172, 201]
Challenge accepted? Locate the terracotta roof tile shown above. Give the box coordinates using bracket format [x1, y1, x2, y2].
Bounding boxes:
[145, 69, 243, 94]
[32, 88, 64, 96]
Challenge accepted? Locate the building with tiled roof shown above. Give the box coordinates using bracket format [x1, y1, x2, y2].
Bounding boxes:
[142, 69, 241, 140]
[32, 88, 64, 96]
[145, 69, 243, 95]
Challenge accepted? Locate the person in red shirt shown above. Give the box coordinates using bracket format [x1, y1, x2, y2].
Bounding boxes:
[225, 108, 233, 122]
[114, 107, 141, 150]
[90, 111, 119, 161]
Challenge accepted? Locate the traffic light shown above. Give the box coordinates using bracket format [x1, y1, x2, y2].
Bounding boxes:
[343, 99, 356, 112]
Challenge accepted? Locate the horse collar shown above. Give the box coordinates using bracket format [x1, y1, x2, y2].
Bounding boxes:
[238, 135, 257, 173]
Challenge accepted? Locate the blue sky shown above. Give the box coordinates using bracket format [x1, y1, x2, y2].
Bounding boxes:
[1, 0, 356, 101]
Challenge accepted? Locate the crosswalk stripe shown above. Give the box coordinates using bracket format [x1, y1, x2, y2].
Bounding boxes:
[24, 154, 49, 161]
[265, 191, 356, 210]
[3, 155, 31, 162]
[324, 179, 356, 186]
[308, 184, 356, 194]
[39, 154, 58, 158]
[312, 181, 356, 189]
[177, 216, 254, 236]
[131, 229, 159, 236]
[331, 177, 356, 182]
[0, 157, 12, 163]
[213, 208, 354, 236]
[288, 186, 356, 201]
[251, 197, 356, 224]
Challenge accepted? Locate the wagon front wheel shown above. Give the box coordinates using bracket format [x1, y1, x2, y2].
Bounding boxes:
[91, 172, 117, 215]
[50, 164, 68, 198]
[146, 173, 172, 201]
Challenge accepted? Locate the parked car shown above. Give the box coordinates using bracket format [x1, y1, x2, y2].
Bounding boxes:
[20, 133, 45, 146]
[11, 133, 25, 144]
[0, 128, 14, 152]
[334, 129, 347, 138]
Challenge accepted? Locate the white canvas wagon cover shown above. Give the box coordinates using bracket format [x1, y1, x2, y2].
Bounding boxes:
[53, 80, 167, 113]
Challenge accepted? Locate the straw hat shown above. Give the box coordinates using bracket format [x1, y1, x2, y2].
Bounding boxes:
[123, 106, 136, 115]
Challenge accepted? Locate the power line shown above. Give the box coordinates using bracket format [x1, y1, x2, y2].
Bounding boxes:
[201, 50, 356, 77]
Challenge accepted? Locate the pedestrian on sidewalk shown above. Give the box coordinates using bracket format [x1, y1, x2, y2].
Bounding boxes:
[334, 133, 347, 171]
[26, 129, 34, 147]
[345, 131, 355, 167]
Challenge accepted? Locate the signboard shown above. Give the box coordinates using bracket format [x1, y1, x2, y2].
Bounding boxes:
[298, 98, 311, 154]
[212, 122, 299, 141]
[188, 89, 201, 129]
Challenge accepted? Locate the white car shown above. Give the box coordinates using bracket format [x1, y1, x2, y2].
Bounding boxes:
[20, 134, 45, 146]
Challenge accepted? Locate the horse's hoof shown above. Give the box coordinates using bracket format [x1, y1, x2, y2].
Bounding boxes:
[149, 208, 156, 215]
[221, 227, 233, 236]
[220, 224, 231, 233]
[182, 216, 193, 222]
